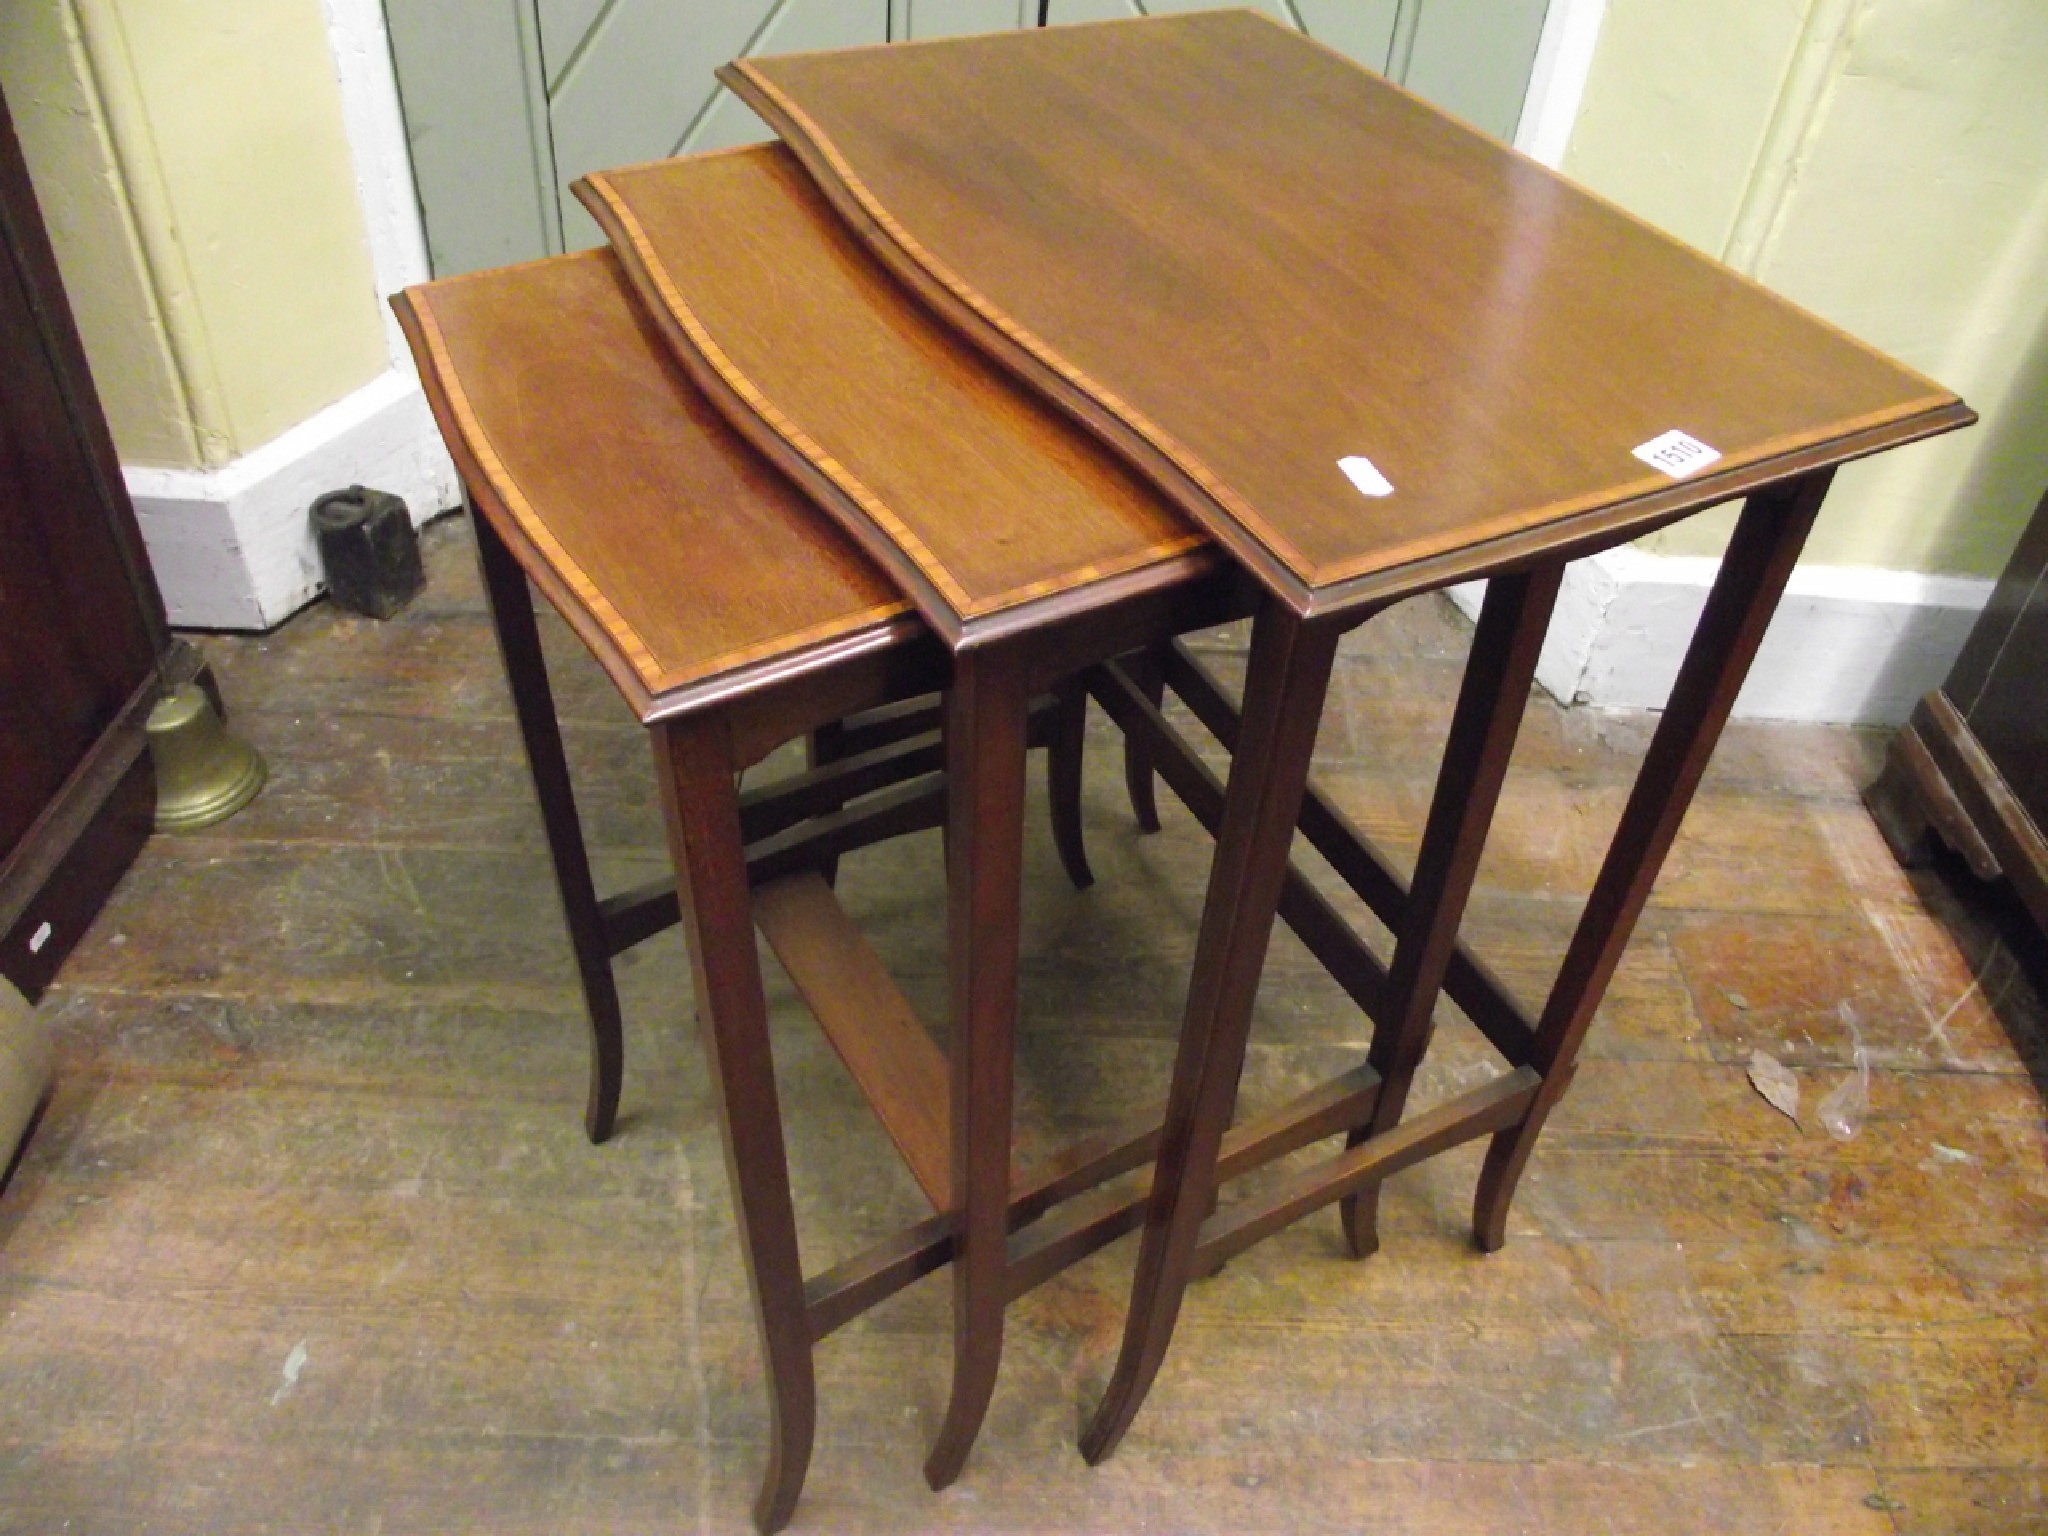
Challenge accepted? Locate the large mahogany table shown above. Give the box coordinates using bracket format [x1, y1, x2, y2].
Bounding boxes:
[726, 8, 1974, 1463]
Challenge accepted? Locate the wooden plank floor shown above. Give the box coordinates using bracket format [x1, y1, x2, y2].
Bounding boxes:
[3, 517, 2043, 1534]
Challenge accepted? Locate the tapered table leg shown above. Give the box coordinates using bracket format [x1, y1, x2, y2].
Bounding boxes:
[1081, 599, 1343, 1465]
[926, 644, 1032, 1490]
[653, 714, 817, 1535]
[1047, 676, 1095, 889]
[1473, 472, 1833, 1250]
[472, 506, 625, 1144]
[1119, 646, 1168, 834]
[806, 720, 846, 887]
[1338, 565, 1561, 1257]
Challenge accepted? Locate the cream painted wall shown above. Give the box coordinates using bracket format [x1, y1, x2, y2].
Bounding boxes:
[1563, 0, 1808, 258]
[0, 2, 194, 466]
[0, 0, 388, 470]
[1562, 0, 2048, 578]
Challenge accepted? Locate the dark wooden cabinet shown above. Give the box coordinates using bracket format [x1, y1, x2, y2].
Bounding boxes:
[1871, 479, 2048, 937]
[0, 84, 166, 997]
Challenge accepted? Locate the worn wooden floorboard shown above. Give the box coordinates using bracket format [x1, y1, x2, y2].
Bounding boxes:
[1, 517, 2042, 1533]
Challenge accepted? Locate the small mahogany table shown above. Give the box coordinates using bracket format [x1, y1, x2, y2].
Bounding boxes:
[399, 235, 1402, 1530]
[397, 250, 1012, 1530]
[725, 8, 1975, 1460]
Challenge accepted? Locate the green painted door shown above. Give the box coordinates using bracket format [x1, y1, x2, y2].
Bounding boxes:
[387, 0, 1550, 276]
[890, 1, 1039, 38]
[541, 0, 889, 249]
[388, 0, 892, 272]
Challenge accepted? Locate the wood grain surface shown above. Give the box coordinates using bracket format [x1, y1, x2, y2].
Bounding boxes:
[729, 10, 1973, 615]
[8, 520, 2046, 1533]
[580, 146, 1203, 648]
[394, 250, 911, 719]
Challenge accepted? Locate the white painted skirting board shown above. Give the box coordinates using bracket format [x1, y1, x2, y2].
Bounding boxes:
[1448, 548, 1991, 726]
[126, 369, 460, 630]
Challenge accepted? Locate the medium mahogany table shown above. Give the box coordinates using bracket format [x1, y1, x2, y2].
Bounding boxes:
[579, 141, 1255, 1498]
[586, 136, 1635, 1518]
[725, 8, 1975, 1462]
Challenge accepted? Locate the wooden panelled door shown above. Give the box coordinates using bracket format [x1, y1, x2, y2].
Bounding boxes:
[386, 0, 1551, 278]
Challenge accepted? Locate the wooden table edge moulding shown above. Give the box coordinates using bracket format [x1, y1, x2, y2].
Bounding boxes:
[395, 247, 1181, 1532]
[724, 8, 1977, 1464]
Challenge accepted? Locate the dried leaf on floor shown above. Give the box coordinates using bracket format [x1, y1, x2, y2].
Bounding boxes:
[1746, 1048, 1801, 1125]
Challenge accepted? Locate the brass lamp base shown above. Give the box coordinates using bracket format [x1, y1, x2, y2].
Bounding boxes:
[146, 683, 266, 831]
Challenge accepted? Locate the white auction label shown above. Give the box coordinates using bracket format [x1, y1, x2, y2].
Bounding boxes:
[1338, 455, 1394, 498]
[1633, 430, 1721, 479]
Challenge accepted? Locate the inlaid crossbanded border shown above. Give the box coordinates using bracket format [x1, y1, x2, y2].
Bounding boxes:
[581, 158, 1203, 646]
[394, 260, 907, 716]
[726, 14, 1970, 612]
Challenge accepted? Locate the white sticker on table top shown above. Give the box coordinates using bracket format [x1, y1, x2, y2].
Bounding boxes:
[1338, 455, 1394, 498]
[1633, 430, 1721, 479]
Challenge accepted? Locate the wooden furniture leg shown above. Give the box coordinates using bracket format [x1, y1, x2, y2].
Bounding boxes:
[1119, 646, 1167, 834]
[806, 686, 1090, 890]
[1473, 473, 1833, 1250]
[1080, 599, 1342, 1465]
[927, 643, 1032, 1489]
[653, 713, 816, 1535]
[1337, 565, 1562, 1257]
[804, 720, 847, 887]
[1047, 676, 1095, 889]
[1142, 641, 1538, 1069]
[471, 505, 625, 1144]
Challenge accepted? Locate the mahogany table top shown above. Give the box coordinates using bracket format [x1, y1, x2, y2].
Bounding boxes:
[394, 249, 911, 721]
[579, 145, 1204, 650]
[728, 10, 1973, 618]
